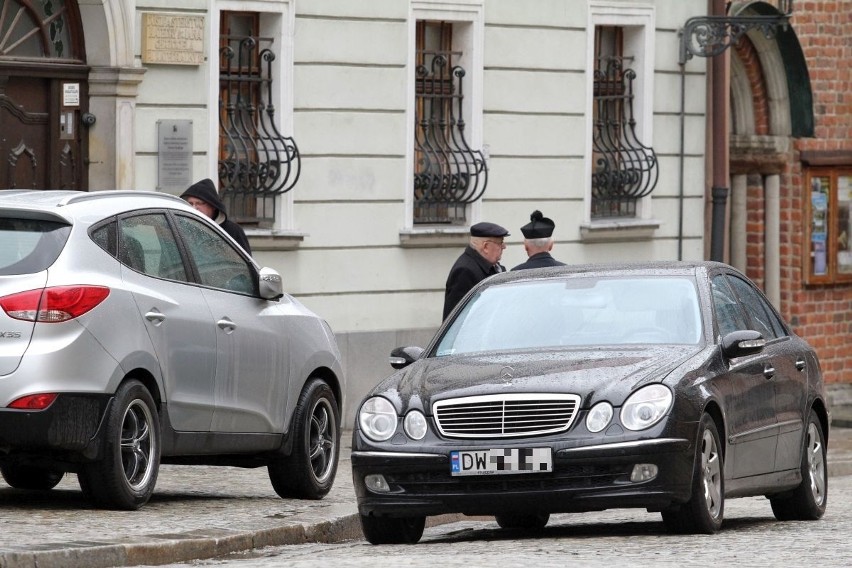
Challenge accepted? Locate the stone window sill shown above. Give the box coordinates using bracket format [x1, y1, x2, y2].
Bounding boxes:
[579, 219, 660, 243]
[246, 230, 306, 252]
[399, 227, 471, 248]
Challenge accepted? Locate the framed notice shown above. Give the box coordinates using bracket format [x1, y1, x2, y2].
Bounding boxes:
[157, 120, 193, 190]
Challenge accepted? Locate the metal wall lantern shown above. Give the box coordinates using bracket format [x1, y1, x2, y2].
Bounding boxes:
[218, 37, 300, 199]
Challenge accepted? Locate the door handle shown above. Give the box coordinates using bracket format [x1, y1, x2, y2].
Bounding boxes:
[144, 310, 166, 326]
[763, 364, 775, 379]
[796, 358, 806, 371]
[217, 318, 236, 333]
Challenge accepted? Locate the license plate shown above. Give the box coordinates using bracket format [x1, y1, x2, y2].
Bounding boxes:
[450, 448, 552, 476]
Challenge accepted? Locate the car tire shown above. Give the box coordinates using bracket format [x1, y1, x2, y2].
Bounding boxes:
[769, 410, 827, 521]
[268, 378, 340, 499]
[661, 413, 724, 534]
[77, 379, 160, 510]
[360, 514, 426, 545]
[0, 464, 64, 490]
[494, 512, 550, 530]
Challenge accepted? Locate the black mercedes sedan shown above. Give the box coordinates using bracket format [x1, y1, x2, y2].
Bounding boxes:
[351, 261, 829, 544]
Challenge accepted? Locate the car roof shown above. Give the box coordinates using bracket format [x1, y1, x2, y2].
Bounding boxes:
[0, 189, 193, 221]
[486, 260, 737, 287]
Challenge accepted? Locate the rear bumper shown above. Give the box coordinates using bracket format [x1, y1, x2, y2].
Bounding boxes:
[0, 394, 112, 463]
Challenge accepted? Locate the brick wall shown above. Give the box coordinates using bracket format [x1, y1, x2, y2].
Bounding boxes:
[746, 2, 852, 385]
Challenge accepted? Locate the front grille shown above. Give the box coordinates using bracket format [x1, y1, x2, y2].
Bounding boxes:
[433, 393, 581, 439]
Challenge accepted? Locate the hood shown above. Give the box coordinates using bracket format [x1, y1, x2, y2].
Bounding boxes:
[378, 346, 704, 413]
[180, 178, 228, 223]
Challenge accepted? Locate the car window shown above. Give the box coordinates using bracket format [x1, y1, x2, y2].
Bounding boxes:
[173, 214, 256, 295]
[116, 214, 189, 282]
[435, 276, 702, 356]
[726, 274, 787, 340]
[0, 217, 70, 275]
[710, 275, 748, 337]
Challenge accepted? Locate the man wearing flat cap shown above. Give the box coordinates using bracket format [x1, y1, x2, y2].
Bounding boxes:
[442, 221, 509, 320]
[512, 210, 565, 271]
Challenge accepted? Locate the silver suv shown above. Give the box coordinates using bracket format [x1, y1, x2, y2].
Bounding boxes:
[0, 190, 344, 509]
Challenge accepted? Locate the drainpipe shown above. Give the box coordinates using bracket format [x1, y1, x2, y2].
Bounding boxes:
[709, 0, 729, 262]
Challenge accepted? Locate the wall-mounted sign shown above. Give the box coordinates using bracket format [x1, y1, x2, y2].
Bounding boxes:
[142, 13, 204, 66]
[157, 119, 193, 190]
[63, 83, 80, 107]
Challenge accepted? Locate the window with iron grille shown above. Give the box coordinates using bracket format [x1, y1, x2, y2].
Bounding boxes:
[218, 11, 300, 228]
[413, 21, 487, 226]
[591, 26, 658, 219]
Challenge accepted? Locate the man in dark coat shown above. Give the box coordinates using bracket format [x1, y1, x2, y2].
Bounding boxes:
[181, 178, 252, 254]
[511, 210, 565, 271]
[443, 222, 509, 320]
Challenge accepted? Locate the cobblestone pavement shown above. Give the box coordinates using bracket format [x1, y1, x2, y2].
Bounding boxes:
[1, 424, 851, 568]
[156, 474, 852, 568]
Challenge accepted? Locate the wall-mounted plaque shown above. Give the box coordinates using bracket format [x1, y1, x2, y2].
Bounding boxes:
[142, 13, 204, 66]
[157, 120, 192, 190]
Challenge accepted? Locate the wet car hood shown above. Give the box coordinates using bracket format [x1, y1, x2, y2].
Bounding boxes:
[384, 345, 706, 411]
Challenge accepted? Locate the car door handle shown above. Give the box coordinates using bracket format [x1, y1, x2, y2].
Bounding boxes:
[763, 364, 775, 379]
[217, 318, 236, 333]
[796, 358, 806, 371]
[144, 310, 166, 326]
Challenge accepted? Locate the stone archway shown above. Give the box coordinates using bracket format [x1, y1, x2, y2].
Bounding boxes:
[727, 1, 813, 311]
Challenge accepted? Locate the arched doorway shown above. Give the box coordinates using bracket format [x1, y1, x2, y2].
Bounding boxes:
[0, 0, 88, 190]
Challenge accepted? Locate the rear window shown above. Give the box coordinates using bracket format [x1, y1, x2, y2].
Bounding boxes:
[0, 218, 71, 275]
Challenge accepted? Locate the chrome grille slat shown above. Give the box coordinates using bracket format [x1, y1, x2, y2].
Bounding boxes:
[433, 393, 581, 439]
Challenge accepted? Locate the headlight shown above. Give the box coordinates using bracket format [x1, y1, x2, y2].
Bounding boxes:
[586, 401, 613, 433]
[403, 410, 428, 440]
[358, 397, 398, 441]
[620, 384, 672, 431]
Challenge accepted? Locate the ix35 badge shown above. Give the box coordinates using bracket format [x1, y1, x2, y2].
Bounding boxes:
[0, 331, 22, 338]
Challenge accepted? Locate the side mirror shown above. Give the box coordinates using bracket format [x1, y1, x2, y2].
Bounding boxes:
[258, 266, 284, 300]
[721, 330, 766, 359]
[389, 346, 424, 369]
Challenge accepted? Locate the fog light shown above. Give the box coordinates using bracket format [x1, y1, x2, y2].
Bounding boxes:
[364, 474, 391, 493]
[630, 463, 658, 482]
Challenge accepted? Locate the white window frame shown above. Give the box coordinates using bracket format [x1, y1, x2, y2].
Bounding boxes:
[210, 0, 296, 233]
[403, 0, 485, 238]
[584, 2, 656, 229]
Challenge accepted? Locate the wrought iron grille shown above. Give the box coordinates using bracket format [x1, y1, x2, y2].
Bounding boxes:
[591, 57, 659, 218]
[414, 50, 488, 225]
[219, 35, 300, 226]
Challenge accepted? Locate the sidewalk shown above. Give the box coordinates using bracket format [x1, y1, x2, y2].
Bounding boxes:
[2, 418, 851, 568]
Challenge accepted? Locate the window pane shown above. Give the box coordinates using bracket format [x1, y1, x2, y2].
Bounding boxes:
[727, 275, 783, 340]
[120, 214, 188, 282]
[837, 175, 852, 274]
[175, 215, 256, 295]
[711, 275, 748, 337]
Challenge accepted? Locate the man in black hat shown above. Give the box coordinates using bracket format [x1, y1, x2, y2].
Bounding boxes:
[442, 221, 509, 320]
[181, 178, 252, 254]
[512, 210, 565, 271]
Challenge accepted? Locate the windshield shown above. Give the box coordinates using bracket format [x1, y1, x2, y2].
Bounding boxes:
[0, 217, 71, 275]
[435, 276, 703, 356]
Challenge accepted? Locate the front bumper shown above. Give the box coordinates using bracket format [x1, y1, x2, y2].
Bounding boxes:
[0, 394, 112, 464]
[352, 427, 696, 518]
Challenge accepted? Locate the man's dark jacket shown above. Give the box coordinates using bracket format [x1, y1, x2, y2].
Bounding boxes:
[181, 178, 252, 254]
[443, 245, 504, 320]
[511, 252, 566, 271]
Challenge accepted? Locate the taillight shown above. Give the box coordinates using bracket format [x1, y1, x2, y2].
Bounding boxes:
[9, 393, 58, 410]
[0, 286, 110, 322]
